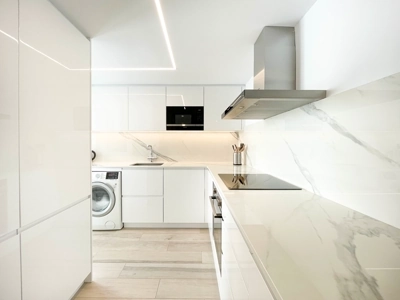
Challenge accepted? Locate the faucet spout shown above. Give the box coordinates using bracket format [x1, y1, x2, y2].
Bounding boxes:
[147, 145, 157, 162]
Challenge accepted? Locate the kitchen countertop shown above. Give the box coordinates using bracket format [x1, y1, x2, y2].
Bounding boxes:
[92, 162, 400, 300]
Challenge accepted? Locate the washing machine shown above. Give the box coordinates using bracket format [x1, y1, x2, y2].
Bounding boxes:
[92, 171, 123, 230]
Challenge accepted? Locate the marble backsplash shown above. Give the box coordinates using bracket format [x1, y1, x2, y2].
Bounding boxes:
[92, 132, 238, 163]
[239, 72, 400, 229]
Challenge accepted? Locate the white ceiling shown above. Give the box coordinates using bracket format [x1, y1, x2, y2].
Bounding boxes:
[50, 0, 318, 85]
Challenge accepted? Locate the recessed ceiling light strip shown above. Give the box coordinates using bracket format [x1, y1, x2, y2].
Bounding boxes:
[154, 0, 176, 70]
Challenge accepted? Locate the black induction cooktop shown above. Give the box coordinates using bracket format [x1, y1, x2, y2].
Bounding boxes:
[218, 173, 301, 190]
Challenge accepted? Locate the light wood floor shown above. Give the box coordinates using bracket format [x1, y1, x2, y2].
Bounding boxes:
[74, 228, 220, 300]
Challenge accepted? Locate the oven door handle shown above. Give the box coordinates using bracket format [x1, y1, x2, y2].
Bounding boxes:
[209, 196, 222, 219]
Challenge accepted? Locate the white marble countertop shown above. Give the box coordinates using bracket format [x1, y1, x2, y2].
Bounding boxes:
[92, 162, 400, 300]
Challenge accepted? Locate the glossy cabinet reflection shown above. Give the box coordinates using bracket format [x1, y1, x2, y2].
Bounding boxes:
[19, 0, 91, 226]
[167, 86, 203, 106]
[21, 200, 91, 300]
[129, 86, 166, 131]
[92, 86, 129, 131]
[0, 0, 19, 236]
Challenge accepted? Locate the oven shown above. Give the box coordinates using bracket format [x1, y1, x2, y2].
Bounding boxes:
[210, 183, 223, 275]
[166, 106, 204, 130]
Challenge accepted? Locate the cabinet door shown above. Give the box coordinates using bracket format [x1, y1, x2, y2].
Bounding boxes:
[92, 86, 128, 131]
[164, 169, 205, 223]
[204, 86, 242, 131]
[122, 169, 163, 196]
[167, 86, 203, 106]
[129, 86, 166, 131]
[122, 196, 163, 223]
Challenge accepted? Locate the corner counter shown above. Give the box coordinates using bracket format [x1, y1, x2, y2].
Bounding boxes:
[92, 162, 400, 299]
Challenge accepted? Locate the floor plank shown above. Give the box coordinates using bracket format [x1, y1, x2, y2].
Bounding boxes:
[74, 228, 220, 299]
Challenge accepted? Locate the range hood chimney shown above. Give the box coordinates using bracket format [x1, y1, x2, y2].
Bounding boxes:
[222, 26, 326, 120]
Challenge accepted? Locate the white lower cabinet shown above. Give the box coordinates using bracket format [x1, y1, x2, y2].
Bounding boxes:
[164, 169, 205, 223]
[122, 196, 163, 223]
[220, 200, 274, 300]
[122, 169, 164, 223]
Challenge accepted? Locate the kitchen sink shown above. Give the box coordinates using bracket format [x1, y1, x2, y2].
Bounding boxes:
[131, 163, 164, 166]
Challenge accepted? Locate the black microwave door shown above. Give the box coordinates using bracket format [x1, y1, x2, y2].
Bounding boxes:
[166, 106, 204, 130]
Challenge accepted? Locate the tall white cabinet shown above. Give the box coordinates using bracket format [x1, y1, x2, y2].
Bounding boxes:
[0, 1, 92, 299]
[0, 0, 21, 298]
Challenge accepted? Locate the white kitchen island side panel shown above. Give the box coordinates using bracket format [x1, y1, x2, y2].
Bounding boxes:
[0, 0, 19, 237]
[19, 0, 91, 226]
[21, 199, 91, 300]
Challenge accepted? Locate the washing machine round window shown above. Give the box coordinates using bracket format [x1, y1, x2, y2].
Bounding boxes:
[92, 182, 116, 217]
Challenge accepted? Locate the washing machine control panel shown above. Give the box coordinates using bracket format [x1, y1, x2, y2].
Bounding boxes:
[106, 172, 119, 180]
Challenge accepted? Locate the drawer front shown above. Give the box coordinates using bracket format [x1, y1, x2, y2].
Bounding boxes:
[122, 196, 163, 223]
[122, 169, 163, 196]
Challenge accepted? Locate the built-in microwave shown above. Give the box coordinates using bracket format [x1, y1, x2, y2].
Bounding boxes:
[166, 106, 204, 130]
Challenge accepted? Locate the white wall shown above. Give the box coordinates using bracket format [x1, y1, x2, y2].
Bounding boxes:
[0, 0, 92, 299]
[240, 0, 400, 229]
[296, 0, 400, 96]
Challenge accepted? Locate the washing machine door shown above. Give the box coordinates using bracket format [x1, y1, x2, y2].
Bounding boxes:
[92, 182, 116, 217]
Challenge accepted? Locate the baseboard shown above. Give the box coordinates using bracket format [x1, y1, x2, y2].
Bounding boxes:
[123, 223, 208, 228]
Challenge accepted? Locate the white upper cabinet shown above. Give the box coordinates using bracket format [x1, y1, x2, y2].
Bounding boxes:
[129, 86, 166, 131]
[167, 86, 203, 106]
[204, 86, 242, 131]
[92, 86, 129, 131]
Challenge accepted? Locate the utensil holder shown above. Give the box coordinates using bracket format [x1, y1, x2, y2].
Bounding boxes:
[233, 152, 242, 165]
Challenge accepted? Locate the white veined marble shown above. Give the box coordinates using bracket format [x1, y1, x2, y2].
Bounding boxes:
[92, 132, 238, 163]
[239, 72, 400, 229]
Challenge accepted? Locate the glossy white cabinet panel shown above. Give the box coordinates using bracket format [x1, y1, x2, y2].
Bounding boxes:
[122, 196, 163, 223]
[222, 201, 274, 300]
[19, 0, 91, 226]
[21, 200, 91, 300]
[204, 86, 242, 131]
[0, 235, 21, 300]
[92, 86, 129, 131]
[122, 169, 163, 196]
[0, 0, 19, 235]
[164, 169, 205, 223]
[167, 86, 203, 106]
[0, 0, 18, 38]
[129, 86, 166, 131]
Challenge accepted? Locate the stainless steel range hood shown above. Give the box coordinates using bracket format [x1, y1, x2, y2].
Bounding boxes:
[222, 27, 326, 120]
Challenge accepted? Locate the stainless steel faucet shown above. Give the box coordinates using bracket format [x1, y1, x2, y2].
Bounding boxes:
[147, 145, 157, 162]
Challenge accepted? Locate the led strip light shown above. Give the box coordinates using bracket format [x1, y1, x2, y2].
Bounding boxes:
[0, 0, 176, 71]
